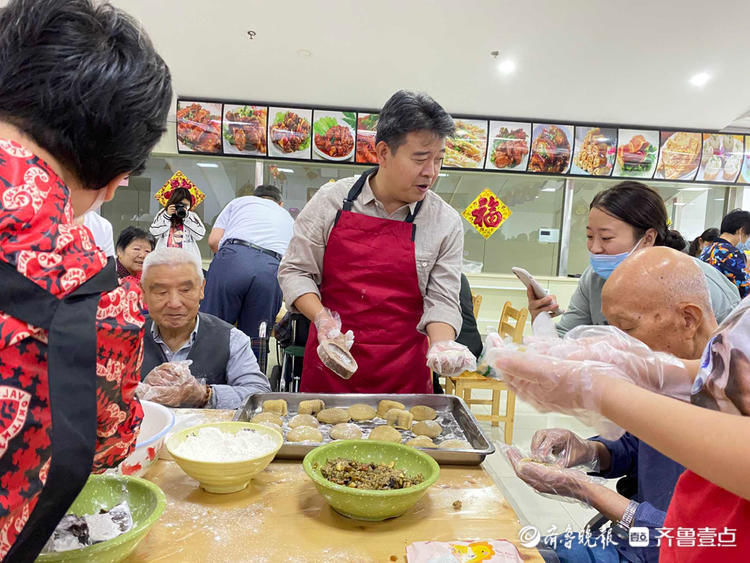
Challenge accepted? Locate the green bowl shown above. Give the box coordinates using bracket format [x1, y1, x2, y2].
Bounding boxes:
[303, 440, 440, 521]
[36, 474, 166, 563]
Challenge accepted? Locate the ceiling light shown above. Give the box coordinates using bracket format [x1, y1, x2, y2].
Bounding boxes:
[438, 173, 449, 177]
[297, 49, 312, 57]
[497, 60, 516, 74]
[673, 202, 688, 206]
[541, 187, 557, 192]
[277, 168, 294, 173]
[196, 162, 218, 168]
[678, 187, 710, 191]
[689, 72, 711, 87]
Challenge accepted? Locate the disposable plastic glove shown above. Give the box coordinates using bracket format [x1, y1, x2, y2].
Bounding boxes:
[313, 308, 354, 349]
[530, 428, 600, 471]
[426, 340, 477, 377]
[138, 361, 208, 407]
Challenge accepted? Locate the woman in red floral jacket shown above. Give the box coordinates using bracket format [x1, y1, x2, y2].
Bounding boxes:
[0, 0, 171, 560]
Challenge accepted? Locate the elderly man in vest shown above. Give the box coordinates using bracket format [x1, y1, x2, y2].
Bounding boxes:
[139, 247, 270, 408]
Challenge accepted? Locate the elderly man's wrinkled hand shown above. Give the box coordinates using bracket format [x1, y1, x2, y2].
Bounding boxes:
[426, 341, 477, 377]
[505, 446, 590, 502]
[531, 428, 600, 471]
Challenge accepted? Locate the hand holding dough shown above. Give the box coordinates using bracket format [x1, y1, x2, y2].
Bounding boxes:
[412, 420, 442, 438]
[368, 425, 402, 443]
[377, 399, 405, 418]
[287, 426, 324, 443]
[348, 403, 376, 421]
[316, 408, 350, 424]
[289, 414, 319, 428]
[409, 405, 437, 421]
[329, 423, 363, 440]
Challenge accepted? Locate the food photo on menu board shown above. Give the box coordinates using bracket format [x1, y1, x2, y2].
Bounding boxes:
[312, 110, 356, 162]
[222, 104, 267, 156]
[696, 133, 743, 183]
[267, 106, 312, 159]
[527, 124, 573, 174]
[614, 129, 659, 178]
[355, 113, 379, 164]
[571, 126, 616, 176]
[176, 101, 222, 154]
[654, 131, 702, 180]
[484, 121, 531, 171]
[443, 119, 488, 169]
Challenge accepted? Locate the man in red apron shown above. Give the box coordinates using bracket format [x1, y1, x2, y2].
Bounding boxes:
[278, 90, 476, 394]
[0, 0, 171, 559]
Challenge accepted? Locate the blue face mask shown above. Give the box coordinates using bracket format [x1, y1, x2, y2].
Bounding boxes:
[737, 239, 750, 253]
[589, 239, 643, 280]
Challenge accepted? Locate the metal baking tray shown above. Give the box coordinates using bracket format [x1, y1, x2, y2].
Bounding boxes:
[233, 393, 495, 465]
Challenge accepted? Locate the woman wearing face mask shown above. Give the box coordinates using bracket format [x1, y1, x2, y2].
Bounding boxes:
[698, 209, 750, 298]
[529, 181, 741, 334]
[150, 186, 206, 262]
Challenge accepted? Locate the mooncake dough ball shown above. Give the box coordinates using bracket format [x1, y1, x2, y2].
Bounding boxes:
[286, 426, 323, 443]
[409, 405, 437, 421]
[255, 421, 283, 435]
[329, 423, 363, 440]
[377, 399, 405, 418]
[316, 408, 350, 424]
[288, 414, 319, 428]
[262, 399, 288, 416]
[298, 399, 325, 415]
[348, 403, 376, 421]
[406, 436, 437, 448]
[252, 412, 283, 426]
[385, 408, 414, 429]
[412, 420, 442, 438]
[368, 425, 402, 443]
[438, 439, 472, 450]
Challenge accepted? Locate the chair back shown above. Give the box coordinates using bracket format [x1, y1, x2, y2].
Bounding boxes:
[471, 293, 482, 318]
[498, 301, 528, 344]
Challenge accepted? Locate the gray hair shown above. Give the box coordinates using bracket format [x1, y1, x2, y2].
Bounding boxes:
[375, 90, 455, 153]
[141, 247, 203, 281]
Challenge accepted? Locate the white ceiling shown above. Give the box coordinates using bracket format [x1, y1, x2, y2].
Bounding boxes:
[12, 0, 750, 130]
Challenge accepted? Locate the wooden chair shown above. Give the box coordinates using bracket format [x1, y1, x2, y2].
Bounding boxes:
[445, 301, 528, 444]
[471, 293, 482, 318]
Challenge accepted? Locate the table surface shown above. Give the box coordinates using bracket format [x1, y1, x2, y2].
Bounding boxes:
[127, 410, 544, 563]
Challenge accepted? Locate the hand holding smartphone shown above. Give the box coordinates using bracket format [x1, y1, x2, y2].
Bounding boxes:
[512, 267, 563, 318]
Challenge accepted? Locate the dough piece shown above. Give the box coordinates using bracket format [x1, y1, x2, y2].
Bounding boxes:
[252, 412, 283, 426]
[329, 423, 363, 440]
[385, 408, 413, 430]
[409, 405, 437, 421]
[288, 414, 319, 428]
[438, 439, 472, 450]
[368, 425, 402, 443]
[286, 426, 323, 443]
[316, 408, 350, 424]
[412, 420, 442, 438]
[406, 436, 437, 448]
[377, 399, 405, 418]
[317, 340, 358, 379]
[348, 403, 376, 421]
[298, 399, 325, 415]
[262, 399, 288, 416]
[255, 421, 282, 435]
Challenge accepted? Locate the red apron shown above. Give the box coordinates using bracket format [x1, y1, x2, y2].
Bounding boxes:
[301, 168, 432, 394]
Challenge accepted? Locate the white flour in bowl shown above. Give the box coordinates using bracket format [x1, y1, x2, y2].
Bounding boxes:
[173, 427, 278, 462]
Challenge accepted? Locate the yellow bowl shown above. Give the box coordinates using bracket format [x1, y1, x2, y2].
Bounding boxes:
[166, 422, 282, 494]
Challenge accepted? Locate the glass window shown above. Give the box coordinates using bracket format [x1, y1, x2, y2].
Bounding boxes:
[567, 178, 729, 276]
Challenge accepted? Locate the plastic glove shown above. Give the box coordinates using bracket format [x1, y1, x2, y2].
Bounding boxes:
[137, 361, 208, 407]
[426, 340, 477, 377]
[530, 428, 600, 471]
[504, 446, 596, 505]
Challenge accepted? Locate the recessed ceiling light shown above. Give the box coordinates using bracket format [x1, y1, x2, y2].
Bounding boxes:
[541, 187, 557, 192]
[497, 59, 516, 74]
[196, 162, 218, 168]
[277, 168, 295, 173]
[689, 72, 711, 87]
[297, 49, 312, 57]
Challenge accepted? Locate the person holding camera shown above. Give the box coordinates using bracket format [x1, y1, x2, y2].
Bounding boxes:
[150, 186, 206, 262]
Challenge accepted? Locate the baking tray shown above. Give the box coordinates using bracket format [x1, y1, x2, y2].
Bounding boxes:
[233, 393, 495, 465]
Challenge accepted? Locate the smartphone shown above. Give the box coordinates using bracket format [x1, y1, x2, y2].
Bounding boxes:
[512, 266, 563, 317]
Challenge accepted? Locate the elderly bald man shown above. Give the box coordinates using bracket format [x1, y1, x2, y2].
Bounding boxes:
[513, 247, 717, 563]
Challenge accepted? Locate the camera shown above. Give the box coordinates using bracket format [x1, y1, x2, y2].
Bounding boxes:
[174, 203, 188, 219]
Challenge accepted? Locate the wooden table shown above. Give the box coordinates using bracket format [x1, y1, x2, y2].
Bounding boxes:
[128, 410, 544, 562]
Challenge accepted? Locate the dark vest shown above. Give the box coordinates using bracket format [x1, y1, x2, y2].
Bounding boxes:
[141, 312, 232, 385]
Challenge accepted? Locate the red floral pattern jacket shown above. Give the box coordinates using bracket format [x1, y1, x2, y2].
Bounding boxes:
[0, 139, 144, 557]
